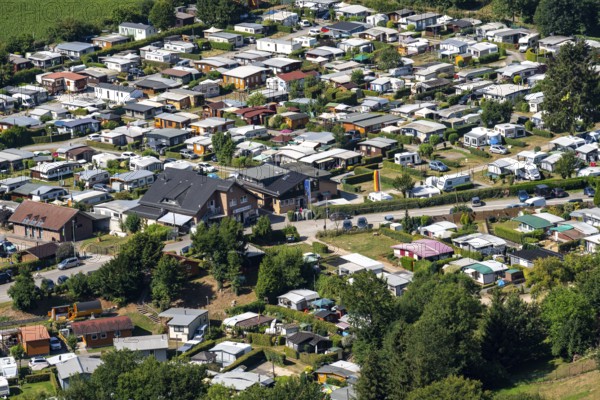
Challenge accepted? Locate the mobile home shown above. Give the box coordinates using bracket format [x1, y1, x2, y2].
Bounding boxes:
[425, 172, 471, 191]
[394, 151, 422, 166]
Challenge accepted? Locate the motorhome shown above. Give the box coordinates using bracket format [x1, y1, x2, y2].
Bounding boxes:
[425, 172, 471, 192]
[518, 33, 540, 52]
[368, 192, 393, 202]
[394, 151, 422, 166]
[0, 376, 9, 397]
[524, 164, 541, 180]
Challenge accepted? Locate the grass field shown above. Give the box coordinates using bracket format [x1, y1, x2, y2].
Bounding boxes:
[10, 380, 55, 399]
[320, 231, 397, 260]
[0, 0, 143, 41]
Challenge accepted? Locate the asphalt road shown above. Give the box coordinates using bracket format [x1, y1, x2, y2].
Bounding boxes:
[0, 254, 112, 303]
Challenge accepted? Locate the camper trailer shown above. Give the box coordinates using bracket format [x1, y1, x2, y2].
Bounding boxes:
[425, 172, 471, 192]
[48, 300, 103, 322]
[518, 33, 540, 52]
[394, 152, 422, 166]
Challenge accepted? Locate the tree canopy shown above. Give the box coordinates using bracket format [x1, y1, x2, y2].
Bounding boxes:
[255, 246, 309, 302]
[149, 0, 176, 31]
[540, 42, 600, 133]
[534, 0, 598, 36]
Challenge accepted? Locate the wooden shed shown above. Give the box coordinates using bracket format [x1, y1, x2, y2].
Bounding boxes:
[19, 325, 50, 356]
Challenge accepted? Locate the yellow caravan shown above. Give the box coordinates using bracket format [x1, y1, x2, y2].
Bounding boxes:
[48, 300, 102, 322]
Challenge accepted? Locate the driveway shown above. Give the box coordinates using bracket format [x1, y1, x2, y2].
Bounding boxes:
[0, 254, 112, 303]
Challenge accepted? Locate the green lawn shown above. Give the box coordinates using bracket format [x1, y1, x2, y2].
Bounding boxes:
[81, 234, 130, 255]
[11, 380, 55, 399]
[320, 232, 397, 260]
[126, 312, 161, 336]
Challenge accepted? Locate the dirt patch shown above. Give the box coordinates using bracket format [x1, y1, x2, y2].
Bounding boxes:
[178, 274, 258, 321]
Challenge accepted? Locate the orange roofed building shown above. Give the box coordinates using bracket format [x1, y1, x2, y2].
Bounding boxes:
[19, 325, 51, 356]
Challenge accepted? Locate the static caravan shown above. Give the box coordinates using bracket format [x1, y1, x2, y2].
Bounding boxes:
[425, 172, 471, 192]
[394, 151, 422, 166]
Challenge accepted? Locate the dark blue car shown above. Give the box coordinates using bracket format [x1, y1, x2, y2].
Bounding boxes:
[584, 186, 595, 197]
[517, 190, 529, 202]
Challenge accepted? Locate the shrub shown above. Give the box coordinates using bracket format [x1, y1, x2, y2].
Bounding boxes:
[399, 256, 413, 270]
[264, 305, 337, 335]
[284, 346, 299, 359]
[478, 52, 500, 64]
[494, 224, 527, 244]
[226, 300, 266, 316]
[246, 333, 274, 347]
[468, 147, 490, 158]
[505, 138, 526, 147]
[222, 349, 265, 372]
[264, 348, 286, 366]
[312, 242, 329, 254]
[454, 182, 475, 191]
[299, 352, 339, 368]
[25, 373, 52, 383]
[531, 128, 553, 138]
[209, 41, 234, 51]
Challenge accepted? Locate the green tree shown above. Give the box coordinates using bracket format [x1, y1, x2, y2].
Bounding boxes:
[540, 42, 600, 133]
[47, 17, 99, 42]
[252, 215, 272, 241]
[56, 242, 75, 261]
[351, 69, 365, 86]
[149, 0, 176, 30]
[341, 271, 395, 348]
[196, 0, 247, 28]
[492, 0, 539, 22]
[377, 46, 403, 71]
[288, 80, 301, 99]
[66, 272, 92, 299]
[65, 335, 78, 351]
[480, 100, 513, 127]
[151, 255, 186, 310]
[429, 135, 441, 148]
[123, 213, 141, 233]
[407, 375, 491, 400]
[255, 246, 308, 302]
[481, 290, 547, 372]
[524, 256, 570, 296]
[393, 172, 415, 198]
[87, 349, 143, 399]
[534, 0, 598, 36]
[8, 269, 40, 311]
[554, 151, 579, 178]
[542, 287, 596, 358]
[356, 350, 391, 400]
[449, 133, 459, 145]
[247, 92, 267, 107]
[418, 143, 434, 159]
[402, 282, 482, 389]
[9, 344, 24, 361]
[332, 124, 348, 147]
[460, 212, 472, 226]
[211, 131, 235, 165]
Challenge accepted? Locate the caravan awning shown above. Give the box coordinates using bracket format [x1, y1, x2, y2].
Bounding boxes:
[157, 212, 193, 226]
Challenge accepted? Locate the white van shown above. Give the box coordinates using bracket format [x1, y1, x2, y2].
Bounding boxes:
[524, 164, 541, 180]
[368, 192, 393, 202]
[525, 196, 546, 207]
[0, 376, 9, 397]
[425, 172, 471, 192]
[394, 151, 422, 166]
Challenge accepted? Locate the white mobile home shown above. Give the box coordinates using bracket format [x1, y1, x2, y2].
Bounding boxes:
[394, 151, 422, 166]
[425, 172, 471, 191]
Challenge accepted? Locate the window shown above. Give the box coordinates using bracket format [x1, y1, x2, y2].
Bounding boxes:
[174, 326, 184, 333]
[230, 198, 237, 207]
[114, 330, 121, 338]
[241, 195, 248, 204]
[100, 333, 107, 339]
[91, 334, 98, 340]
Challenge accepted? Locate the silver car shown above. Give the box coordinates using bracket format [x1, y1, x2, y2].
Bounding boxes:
[57, 257, 79, 270]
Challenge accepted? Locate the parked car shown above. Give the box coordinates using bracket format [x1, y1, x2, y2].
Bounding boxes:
[57, 257, 79, 270]
[551, 187, 568, 198]
[505, 203, 526, 209]
[40, 278, 55, 291]
[384, 215, 394, 221]
[357, 217, 368, 230]
[0, 272, 10, 284]
[342, 220, 353, 231]
[517, 190, 529, 202]
[92, 183, 114, 193]
[49, 337, 62, 351]
[28, 357, 49, 370]
[164, 158, 177, 164]
[57, 275, 69, 285]
[471, 196, 482, 207]
[330, 212, 351, 221]
[429, 160, 449, 172]
[244, 36, 256, 44]
[489, 145, 508, 154]
[180, 149, 199, 159]
[300, 19, 312, 27]
[584, 186, 596, 197]
[568, 198, 583, 204]
[87, 134, 101, 142]
[308, 28, 321, 36]
[121, 152, 136, 158]
[196, 162, 216, 173]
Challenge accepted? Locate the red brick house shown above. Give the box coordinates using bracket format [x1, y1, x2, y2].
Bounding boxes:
[71, 316, 134, 348]
[233, 106, 277, 125]
[9, 201, 94, 242]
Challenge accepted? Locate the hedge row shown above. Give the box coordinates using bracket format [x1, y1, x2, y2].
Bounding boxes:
[246, 333, 276, 347]
[222, 349, 265, 372]
[493, 224, 528, 244]
[531, 128, 553, 138]
[25, 373, 51, 383]
[181, 339, 219, 358]
[298, 352, 339, 368]
[264, 305, 338, 335]
[505, 137, 526, 147]
[209, 41, 235, 51]
[226, 300, 266, 316]
[0, 259, 54, 274]
[478, 52, 500, 64]
[312, 242, 329, 254]
[32, 133, 71, 144]
[86, 140, 118, 150]
[324, 177, 588, 216]
[343, 172, 374, 185]
[468, 147, 491, 158]
[380, 227, 412, 243]
[558, 239, 580, 253]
